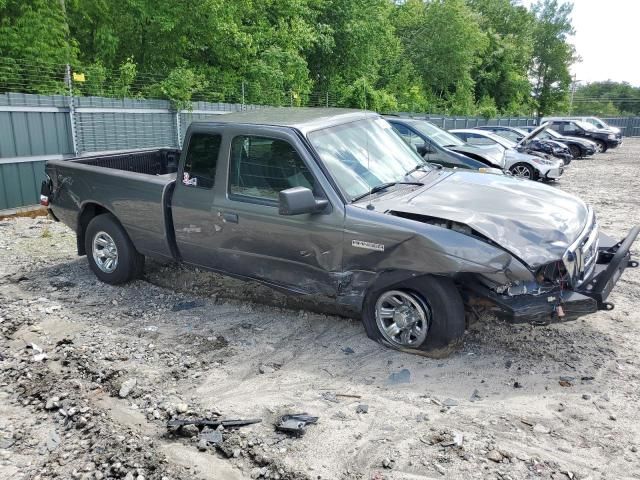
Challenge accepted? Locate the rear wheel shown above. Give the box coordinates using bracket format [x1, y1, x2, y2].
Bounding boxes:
[85, 213, 144, 284]
[568, 144, 581, 158]
[362, 276, 465, 357]
[509, 163, 537, 180]
[594, 140, 607, 153]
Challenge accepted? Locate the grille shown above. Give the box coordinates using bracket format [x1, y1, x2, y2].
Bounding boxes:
[563, 212, 599, 286]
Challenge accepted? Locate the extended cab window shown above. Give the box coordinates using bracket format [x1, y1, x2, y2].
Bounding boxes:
[229, 136, 315, 202]
[182, 133, 221, 189]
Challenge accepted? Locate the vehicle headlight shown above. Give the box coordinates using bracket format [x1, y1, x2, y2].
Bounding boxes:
[531, 157, 553, 165]
[608, 134, 615, 140]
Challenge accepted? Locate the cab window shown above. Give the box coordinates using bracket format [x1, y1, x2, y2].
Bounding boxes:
[182, 133, 222, 189]
[228, 136, 316, 203]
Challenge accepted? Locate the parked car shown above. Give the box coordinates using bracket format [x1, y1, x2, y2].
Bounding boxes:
[543, 119, 621, 153]
[542, 116, 622, 136]
[475, 125, 572, 164]
[40, 108, 639, 356]
[449, 129, 565, 181]
[384, 117, 506, 170]
[386, 118, 503, 173]
[530, 126, 597, 159]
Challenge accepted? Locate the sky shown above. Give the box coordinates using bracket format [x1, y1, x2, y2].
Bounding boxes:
[521, 0, 640, 86]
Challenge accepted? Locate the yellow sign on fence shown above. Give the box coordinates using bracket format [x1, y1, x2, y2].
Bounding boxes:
[72, 72, 86, 82]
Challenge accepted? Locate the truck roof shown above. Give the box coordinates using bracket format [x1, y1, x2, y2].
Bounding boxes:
[191, 107, 377, 133]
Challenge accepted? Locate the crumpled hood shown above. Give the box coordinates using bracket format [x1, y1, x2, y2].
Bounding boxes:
[370, 170, 590, 267]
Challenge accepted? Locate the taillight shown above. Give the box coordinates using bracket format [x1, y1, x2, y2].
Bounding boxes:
[40, 178, 52, 206]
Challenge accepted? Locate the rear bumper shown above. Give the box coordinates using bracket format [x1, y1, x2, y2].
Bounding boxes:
[467, 227, 639, 324]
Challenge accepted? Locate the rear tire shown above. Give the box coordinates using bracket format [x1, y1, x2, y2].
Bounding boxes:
[84, 213, 144, 285]
[362, 276, 465, 357]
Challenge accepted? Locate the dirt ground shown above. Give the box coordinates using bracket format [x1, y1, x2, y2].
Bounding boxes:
[1, 139, 639, 480]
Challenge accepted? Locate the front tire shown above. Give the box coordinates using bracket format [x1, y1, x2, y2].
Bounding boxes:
[84, 213, 144, 285]
[568, 144, 581, 158]
[509, 162, 537, 180]
[594, 140, 607, 153]
[362, 276, 465, 357]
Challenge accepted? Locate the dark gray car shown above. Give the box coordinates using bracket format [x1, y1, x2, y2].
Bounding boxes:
[384, 118, 506, 169]
[41, 109, 639, 356]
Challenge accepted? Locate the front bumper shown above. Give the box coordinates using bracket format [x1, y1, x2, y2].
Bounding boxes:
[544, 166, 564, 179]
[467, 227, 639, 324]
[606, 138, 622, 148]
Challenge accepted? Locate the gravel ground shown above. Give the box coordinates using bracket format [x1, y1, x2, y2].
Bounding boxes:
[1, 139, 639, 480]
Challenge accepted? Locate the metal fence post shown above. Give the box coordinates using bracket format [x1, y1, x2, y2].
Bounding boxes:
[175, 111, 181, 149]
[65, 64, 79, 155]
[241, 81, 245, 110]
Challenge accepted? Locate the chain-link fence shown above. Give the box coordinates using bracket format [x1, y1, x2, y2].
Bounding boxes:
[2, 58, 640, 211]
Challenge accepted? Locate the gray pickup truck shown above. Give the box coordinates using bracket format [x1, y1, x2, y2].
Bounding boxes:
[41, 108, 639, 356]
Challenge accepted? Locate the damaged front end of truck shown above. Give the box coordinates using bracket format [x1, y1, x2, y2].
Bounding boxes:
[457, 211, 639, 324]
[348, 179, 639, 326]
[422, 210, 640, 324]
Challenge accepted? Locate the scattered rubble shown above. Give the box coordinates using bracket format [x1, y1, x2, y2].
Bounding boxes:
[1, 141, 640, 479]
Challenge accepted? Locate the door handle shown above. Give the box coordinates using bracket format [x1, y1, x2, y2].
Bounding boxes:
[222, 211, 238, 223]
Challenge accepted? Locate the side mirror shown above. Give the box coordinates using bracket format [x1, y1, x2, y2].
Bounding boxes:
[417, 143, 432, 155]
[279, 187, 328, 215]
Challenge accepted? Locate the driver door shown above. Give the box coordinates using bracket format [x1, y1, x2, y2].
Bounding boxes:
[205, 126, 345, 296]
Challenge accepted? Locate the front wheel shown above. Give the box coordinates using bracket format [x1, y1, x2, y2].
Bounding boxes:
[509, 163, 537, 180]
[594, 140, 607, 153]
[362, 276, 465, 357]
[85, 213, 144, 285]
[568, 144, 581, 158]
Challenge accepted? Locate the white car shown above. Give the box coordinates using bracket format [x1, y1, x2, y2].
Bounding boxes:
[449, 129, 565, 181]
[541, 116, 622, 136]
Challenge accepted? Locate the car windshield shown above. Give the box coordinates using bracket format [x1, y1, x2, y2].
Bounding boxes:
[587, 117, 607, 128]
[307, 117, 430, 202]
[470, 131, 517, 149]
[544, 128, 562, 139]
[576, 120, 596, 131]
[408, 120, 465, 147]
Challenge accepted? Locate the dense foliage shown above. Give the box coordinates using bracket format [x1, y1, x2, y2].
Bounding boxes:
[0, 0, 582, 115]
[572, 81, 640, 116]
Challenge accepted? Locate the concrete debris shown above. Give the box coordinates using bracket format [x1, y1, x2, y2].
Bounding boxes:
[387, 368, 411, 385]
[119, 378, 137, 398]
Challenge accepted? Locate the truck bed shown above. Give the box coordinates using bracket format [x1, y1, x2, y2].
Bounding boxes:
[45, 148, 181, 260]
[74, 148, 180, 176]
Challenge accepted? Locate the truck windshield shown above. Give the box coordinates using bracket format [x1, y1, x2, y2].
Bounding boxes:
[307, 117, 430, 202]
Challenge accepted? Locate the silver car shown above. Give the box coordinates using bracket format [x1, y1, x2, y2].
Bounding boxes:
[449, 129, 564, 181]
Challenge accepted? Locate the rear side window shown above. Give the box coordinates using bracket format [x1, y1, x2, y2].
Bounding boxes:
[466, 134, 495, 146]
[182, 133, 222, 189]
[228, 136, 315, 202]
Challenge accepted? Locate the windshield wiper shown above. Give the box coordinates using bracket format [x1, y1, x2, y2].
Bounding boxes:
[405, 163, 430, 176]
[351, 182, 421, 203]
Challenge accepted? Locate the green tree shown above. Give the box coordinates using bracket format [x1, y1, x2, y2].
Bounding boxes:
[530, 0, 576, 116]
[468, 0, 535, 114]
[0, 0, 77, 93]
[572, 81, 640, 115]
[395, 0, 488, 112]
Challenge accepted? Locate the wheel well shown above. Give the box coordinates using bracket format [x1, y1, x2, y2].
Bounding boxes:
[77, 203, 111, 255]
